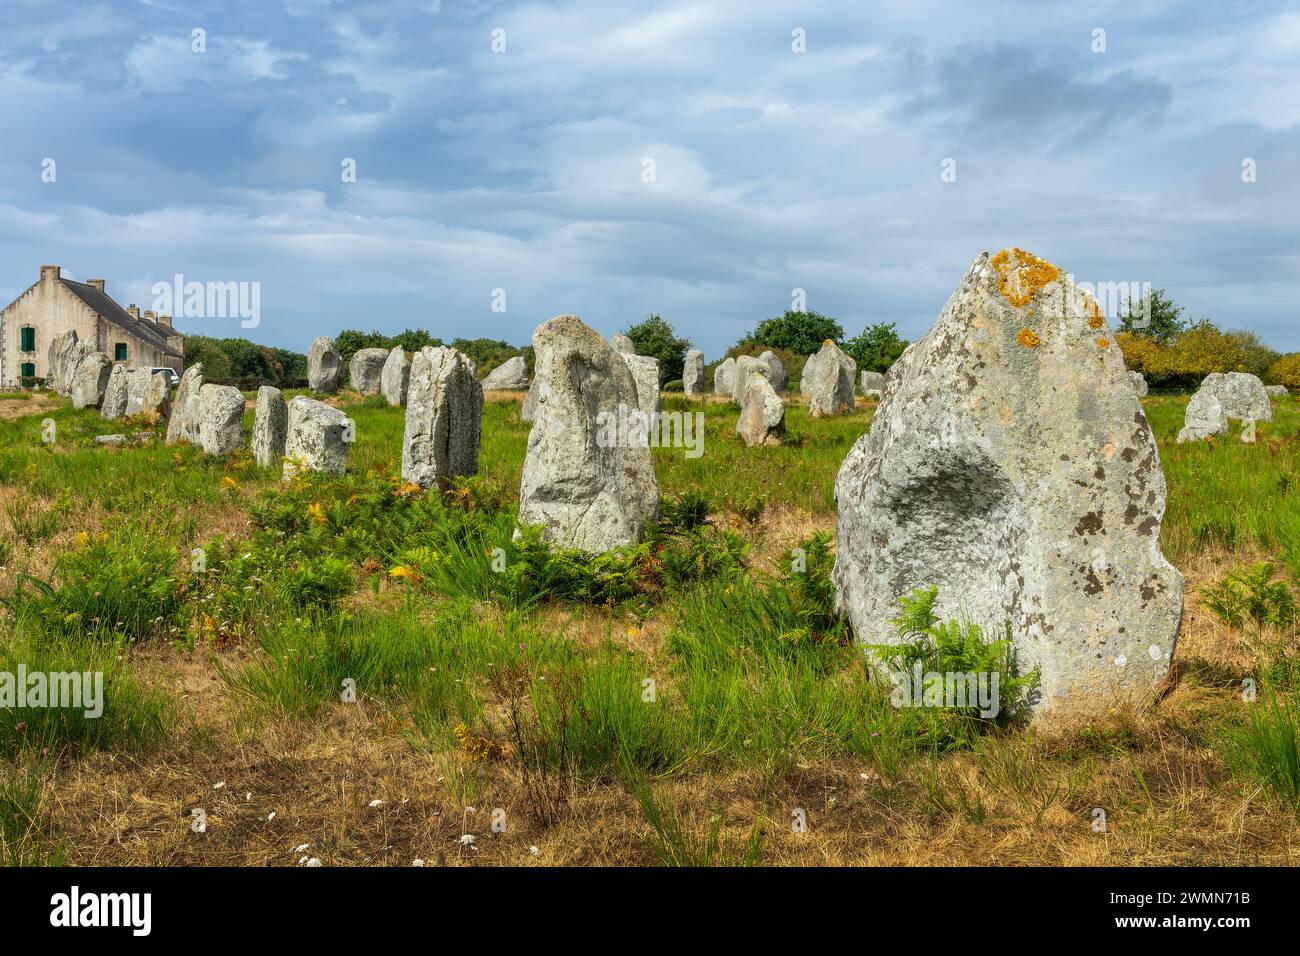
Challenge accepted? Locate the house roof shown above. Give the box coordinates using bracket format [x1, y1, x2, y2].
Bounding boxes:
[59, 278, 183, 358]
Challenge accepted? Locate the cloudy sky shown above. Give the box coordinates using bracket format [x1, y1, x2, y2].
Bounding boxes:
[1, 0, 1297, 357]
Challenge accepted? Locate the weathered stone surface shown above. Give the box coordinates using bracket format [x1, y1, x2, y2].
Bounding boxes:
[166, 364, 204, 444]
[807, 340, 856, 417]
[1176, 388, 1228, 443]
[480, 355, 530, 390]
[70, 352, 111, 409]
[623, 353, 661, 420]
[860, 370, 886, 398]
[48, 330, 93, 395]
[142, 371, 171, 418]
[94, 434, 128, 446]
[123, 368, 151, 416]
[759, 351, 788, 392]
[1129, 370, 1148, 397]
[1200, 372, 1271, 422]
[283, 397, 351, 478]
[100, 366, 129, 420]
[380, 347, 410, 407]
[308, 336, 344, 394]
[348, 347, 389, 396]
[1265, 384, 1289, 397]
[732, 354, 770, 407]
[736, 375, 785, 446]
[833, 249, 1183, 720]
[519, 315, 658, 552]
[683, 349, 705, 397]
[611, 333, 636, 355]
[197, 384, 246, 455]
[713, 357, 736, 396]
[401, 347, 483, 488]
[252, 386, 288, 468]
[521, 377, 539, 422]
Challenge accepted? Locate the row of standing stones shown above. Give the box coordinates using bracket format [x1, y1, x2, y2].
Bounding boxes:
[47, 249, 1290, 721]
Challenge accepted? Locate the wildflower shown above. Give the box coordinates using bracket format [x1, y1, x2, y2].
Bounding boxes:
[221, 476, 238, 490]
[76, 531, 90, 547]
[389, 565, 415, 580]
[306, 502, 326, 524]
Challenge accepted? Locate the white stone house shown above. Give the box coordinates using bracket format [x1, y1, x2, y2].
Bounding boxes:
[0, 264, 184, 387]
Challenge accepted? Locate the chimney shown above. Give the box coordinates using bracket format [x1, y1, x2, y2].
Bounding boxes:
[40, 265, 61, 281]
[144, 310, 157, 322]
[158, 314, 173, 328]
[87, 278, 106, 292]
[127, 305, 140, 319]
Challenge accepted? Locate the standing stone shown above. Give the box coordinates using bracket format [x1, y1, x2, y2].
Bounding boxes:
[759, 351, 788, 392]
[860, 370, 886, 398]
[713, 357, 736, 397]
[1129, 370, 1148, 397]
[521, 377, 540, 422]
[380, 347, 411, 407]
[124, 368, 152, 416]
[401, 347, 483, 489]
[808, 340, 856, 417]
[166, 364, 204, 444]
[141, 371, 171, 418]
[732, 354, 770, 407]
[683, 349, 705, 397]
[308, 336, 344, 394]
[100, 366, 129, 420]
[1176, 388, 1229, 443]
[611, 333, 636, 355]
[197, 384, 246, 455]
[48, 330, 93, 395]
[284, 397, 351, 478]
[623, 353, 661, 421]
[70, 352, 112, 409]
[1265, 384, 1289, 398]
[480, 355, 530, 390]
[1200, 372, 1271, 422]
[736, 375, 786, 446]
[252, 386, 288, 468]
[833, 248, 1183, 720]
[349, 347, 389, 395]
[519, 315, 658, 552]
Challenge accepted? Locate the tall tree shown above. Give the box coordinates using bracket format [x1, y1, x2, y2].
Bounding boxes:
[844, 322, 908, 373]
[623, 315, 691, 384]
[1116, 289, 1189, 346]
[743, 310, 844, 355]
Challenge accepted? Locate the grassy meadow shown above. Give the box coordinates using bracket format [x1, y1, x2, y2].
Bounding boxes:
[0, 385, 1297, 866]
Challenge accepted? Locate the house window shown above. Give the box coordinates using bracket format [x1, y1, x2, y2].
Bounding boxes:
[19, 327, 35, 352]
[20, 362, 36, 380]
[114, 342, 128, 361]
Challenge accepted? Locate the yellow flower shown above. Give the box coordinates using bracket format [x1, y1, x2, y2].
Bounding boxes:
[76, 531, 90, 547]
[1017, 328, 1040, 349]
[306, 502, 326, 524]
[388, 565, 414, 580]
[395, 482, 422, 498]
[221, 476, 238, 490]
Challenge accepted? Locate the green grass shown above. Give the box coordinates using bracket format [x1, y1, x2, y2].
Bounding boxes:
[4, 388, 1300, 853]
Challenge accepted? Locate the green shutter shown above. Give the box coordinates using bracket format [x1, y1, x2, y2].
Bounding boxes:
[20, 327, 35, 351]
[115, 343, 128, 361]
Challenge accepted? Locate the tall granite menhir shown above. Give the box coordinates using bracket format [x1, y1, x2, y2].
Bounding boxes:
[518, 315, 658, 553]
[401, 347, 483, 489]
[833, 248, 1183, 720]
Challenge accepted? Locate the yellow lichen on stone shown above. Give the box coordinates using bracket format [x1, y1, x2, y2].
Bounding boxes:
[823, 339, 833, 347]
[1097, 338, 1109, 349]
[991, 247, 1060, 307]
[1085, 296, 1105, 329]
[1017, 328, 1040, 349]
